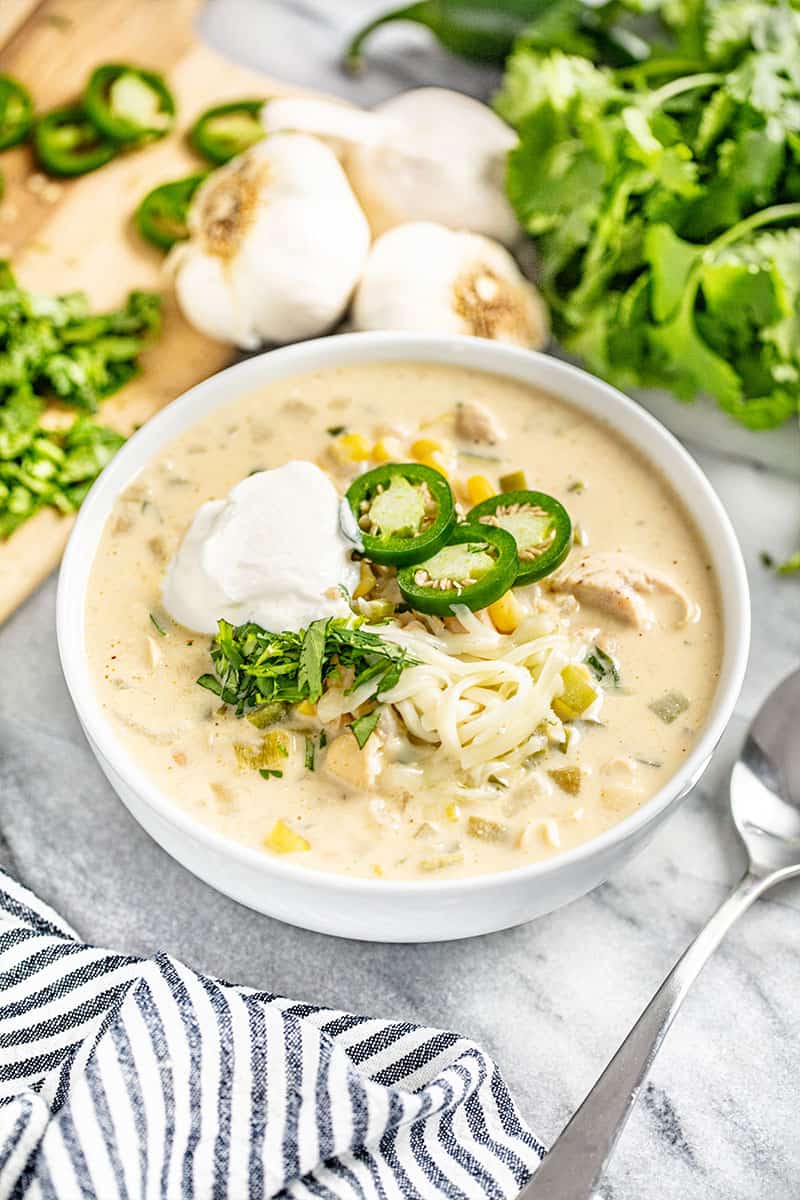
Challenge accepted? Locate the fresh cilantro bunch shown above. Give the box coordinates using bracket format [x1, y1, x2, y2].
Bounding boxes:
[497, 0, 800, 427]
[0, 263, 160, 537]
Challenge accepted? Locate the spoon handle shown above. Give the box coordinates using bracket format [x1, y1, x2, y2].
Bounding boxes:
[517, 869, 772, 1199]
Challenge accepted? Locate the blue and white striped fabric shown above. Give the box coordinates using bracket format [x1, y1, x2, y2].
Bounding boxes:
[0, 870, 543, 1198]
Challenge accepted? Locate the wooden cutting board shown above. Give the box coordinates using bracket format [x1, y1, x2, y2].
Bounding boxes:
[0, 0, 316, 623]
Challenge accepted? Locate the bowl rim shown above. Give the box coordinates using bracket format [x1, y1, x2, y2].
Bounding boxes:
[57, 331, 750, 896]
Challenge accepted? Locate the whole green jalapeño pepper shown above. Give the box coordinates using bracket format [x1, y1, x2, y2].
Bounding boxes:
[84, 63, 176, 143]
[345, 0, 537, 70]
[189, 100, 266, 164]
[467, 489, 572, 586]
[135, 172, 209, 251]
[345, 0, 651, 72]
[398, 522, 518, 616]
[0, 74, 34, 150]
[33, 105, 118, 177]
[347, 462, 456, 567]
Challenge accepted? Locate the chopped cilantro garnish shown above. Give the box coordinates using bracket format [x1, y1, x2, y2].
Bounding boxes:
[198, 617, 416, 719]
[304, 735, 316, 772]
[149, 612, 167, 636]
[349, 706, 382, 749]
[585, 645, 620, 687]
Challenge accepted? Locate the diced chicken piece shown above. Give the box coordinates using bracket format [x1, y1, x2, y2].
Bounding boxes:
[550, 552, 698, 630]
[455, 399, 506, 444]
[324, 730, 383, 791]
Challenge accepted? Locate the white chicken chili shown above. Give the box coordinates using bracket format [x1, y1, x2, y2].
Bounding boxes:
[86, 361, 722, 880]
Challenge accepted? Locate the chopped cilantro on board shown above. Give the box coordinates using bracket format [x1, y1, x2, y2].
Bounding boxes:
[0, 264, 160, 537]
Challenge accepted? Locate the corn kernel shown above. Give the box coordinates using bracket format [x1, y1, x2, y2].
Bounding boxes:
[445, 801, 461, 823]
[410, 437, 443, 458]
[265, 820, 310, 855]
[466, 475, 495, 506]
[296, 699, 316, 717]
[488, 591, 523, 633]
[354, 561, 376, 599]
[372, 863, 384, 877]
[337, 432, 371, 461]
[371, 439, 392, 463]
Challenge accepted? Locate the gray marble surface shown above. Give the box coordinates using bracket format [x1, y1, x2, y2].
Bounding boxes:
[2, 3, 800, 1197]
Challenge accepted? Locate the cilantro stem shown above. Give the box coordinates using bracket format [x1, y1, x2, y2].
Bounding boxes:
[615, 57, 707, 85]
[645, 72, 721, 110]
[707, 202, 800, 255]
[673, 201, 800, 321]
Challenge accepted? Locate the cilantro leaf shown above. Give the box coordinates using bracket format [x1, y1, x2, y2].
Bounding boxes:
[349, 707, 382, 749]
[298, 618, 328, 703]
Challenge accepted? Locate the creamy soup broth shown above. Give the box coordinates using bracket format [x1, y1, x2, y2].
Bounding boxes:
[86, 362, 722, 879]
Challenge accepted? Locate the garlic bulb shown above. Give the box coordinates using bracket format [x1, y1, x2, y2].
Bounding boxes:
[170, 133, 370, 348]
[351, 222, 549, 349]
[263, 88, 518, 246]
[261, 95, 380, 158]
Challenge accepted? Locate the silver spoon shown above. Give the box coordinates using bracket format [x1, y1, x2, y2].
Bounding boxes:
[518, 667, 800, 1200]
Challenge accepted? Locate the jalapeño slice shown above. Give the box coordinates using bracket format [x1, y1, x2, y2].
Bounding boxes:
[189, 99, 266, 164]
[135, 172, 208, 251]
[33, 105, 118, 176]
[468, 489, 572, 586]
[398, 523, 518, 616]
[347, 462, 455, 567]
[0, 74, 33, 150]
[85, 64, 176, 143]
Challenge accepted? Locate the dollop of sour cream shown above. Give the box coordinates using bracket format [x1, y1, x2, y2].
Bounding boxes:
[162, 461, 361, 634]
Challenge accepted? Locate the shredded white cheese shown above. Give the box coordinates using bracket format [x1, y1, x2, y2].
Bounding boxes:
[370, 602, 597, 790]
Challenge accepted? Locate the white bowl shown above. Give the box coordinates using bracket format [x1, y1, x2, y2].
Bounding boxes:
[57, 333, 750, 942]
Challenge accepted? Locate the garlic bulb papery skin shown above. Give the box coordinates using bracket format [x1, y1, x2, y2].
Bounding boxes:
[351, 222, 549, 350]
[262, 88, 519, 246]
[170, 133, 370, 348]
[262, 96, 382, 159]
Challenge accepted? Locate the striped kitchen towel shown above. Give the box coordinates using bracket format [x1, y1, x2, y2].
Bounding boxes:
[0, 870, 543, 1198]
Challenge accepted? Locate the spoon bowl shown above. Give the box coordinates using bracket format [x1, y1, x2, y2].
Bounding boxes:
[732, 668, 800, 876]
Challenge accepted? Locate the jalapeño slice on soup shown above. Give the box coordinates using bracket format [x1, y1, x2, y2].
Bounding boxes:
[347, 463, 455, 566]
[398, 522, 518, 615]
[468, 489, 572, 586]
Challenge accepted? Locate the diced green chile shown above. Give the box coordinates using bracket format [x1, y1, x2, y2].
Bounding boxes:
[135, 172, 208, 251]
[84, 64, 175, 142]
[347, 462, 455, 567]
[398, 522, 518, 615]
[468, 489, 572, 585]
[33, 105, 118, 176]
[0, 74, 34, 150]
[189, 99, 266, 164]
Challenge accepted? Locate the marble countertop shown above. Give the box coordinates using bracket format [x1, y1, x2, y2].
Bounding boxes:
[1, 3, 799, 1197]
